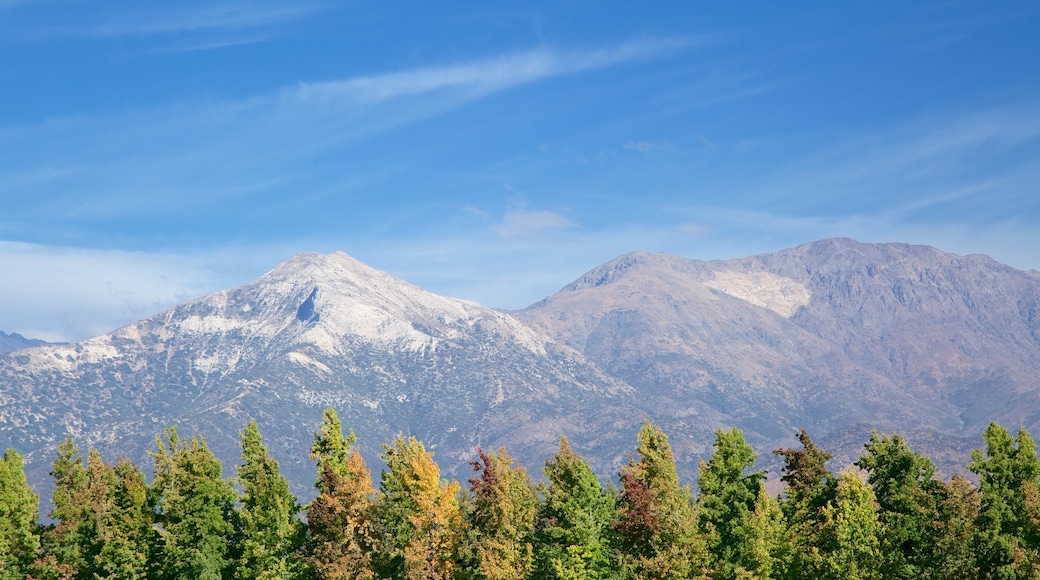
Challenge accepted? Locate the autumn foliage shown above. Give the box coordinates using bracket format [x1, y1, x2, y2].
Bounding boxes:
[3, 414, 1040, 579]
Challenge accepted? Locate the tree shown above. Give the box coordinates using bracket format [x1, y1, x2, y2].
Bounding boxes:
[818, 469, 881, 580]
[698, 427, 765, 578]
[742, 485, 788, 579]
[854, 431, 940, 579]
[235, 419, 306, 580]
[311, 408, 354, 485]
[533, 437, 616, 580]
[149, 427, 236, 580]
[92, 457, 152, 580]
[0, 448, 40, 580]
[34, 435, 91, 580]
[304, 410, 376, 580]
[967, 422, 1040, 579]
[376, 435, 460, 580]
[462, 447, 537, 580]
[614, 420, 706, 579]
[931, 475, 980, 580]
[773, 429, 836, 580]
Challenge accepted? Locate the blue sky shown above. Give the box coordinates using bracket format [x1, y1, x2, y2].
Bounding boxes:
[2, 1, 1039, 342]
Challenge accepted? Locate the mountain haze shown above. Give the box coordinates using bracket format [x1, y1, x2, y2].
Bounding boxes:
[2, 239, 1039, 500]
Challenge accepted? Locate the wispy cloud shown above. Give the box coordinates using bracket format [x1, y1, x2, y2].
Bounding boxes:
[0, 39, 695, 222]
[294, 37, 696, 104]
[86, 2, 323, 37]
[492, 209, 579, 241]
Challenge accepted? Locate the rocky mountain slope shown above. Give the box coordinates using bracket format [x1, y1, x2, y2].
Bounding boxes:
[0, 331, 50, 353]
[515, 238, 1040, 472]
[0, 252, 636, 500]
[2, 239, 1039, 500]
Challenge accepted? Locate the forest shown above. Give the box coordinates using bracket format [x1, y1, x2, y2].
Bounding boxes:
[2, 409, 1039, 580]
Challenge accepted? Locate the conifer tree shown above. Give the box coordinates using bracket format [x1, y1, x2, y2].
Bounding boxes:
[149, 427, 236, 580]
[304, 408, 376, 580]
[931, 475, 980, 580]
[773, 429, 836, 580]
[35, 435, 91, 580]
[311, 408, 354, 484]
[533, 436, 616, 580]
[0, 448, 40, 580]
[818, 469, 881, 580]
[93, 457, 152, 580]
[235, 419, 306, 580]
[462, 447, 537, 580]
[742, 485, 789, 579]
[376, 435, 460, 580]
[698, 427, 765, 578]
[968, 422, 1040, 579]
[614, 420, 706, 579]
[855, 431, 941, 579]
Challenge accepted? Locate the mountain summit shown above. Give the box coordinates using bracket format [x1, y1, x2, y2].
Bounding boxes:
[0, 251, 633, 498]
[517, 238, 1040, 469]
[2, 240, 1039, 498]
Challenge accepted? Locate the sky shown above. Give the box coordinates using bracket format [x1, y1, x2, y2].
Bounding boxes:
[2, 1, 1039, 342]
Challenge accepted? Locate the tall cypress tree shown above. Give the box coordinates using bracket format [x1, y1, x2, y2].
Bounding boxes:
[698, 427, 764, 579]
[0, 448, 40, 580]
[533, 437, 616, 580]
[614, 420, 706, 579]
[234, 419, 306, 580]
[149, 427, 236, 580]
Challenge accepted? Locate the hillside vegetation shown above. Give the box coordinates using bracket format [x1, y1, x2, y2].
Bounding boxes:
[3, 411, 1039, 580]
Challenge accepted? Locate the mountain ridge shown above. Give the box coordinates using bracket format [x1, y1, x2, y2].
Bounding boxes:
[2, 238, 1038, 501]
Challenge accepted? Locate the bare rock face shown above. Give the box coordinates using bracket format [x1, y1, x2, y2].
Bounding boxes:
[0, 252, 635, 500]
[515, 239, 1040, 475]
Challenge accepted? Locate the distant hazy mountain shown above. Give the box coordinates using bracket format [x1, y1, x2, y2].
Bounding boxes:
[2, 239, 1039, 501]
[515, 238, 1040, 472]
[0, 331, 50, 353]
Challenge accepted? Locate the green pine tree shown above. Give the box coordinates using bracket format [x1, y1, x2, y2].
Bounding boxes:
[854, 431, 941, 579]
[533, 437, 616, 580]
[968, 422, 1040, 579]
[818, 469, 881, 580]
[234, 420, 307, 580]
[698, 427, 765, 579]
[92, 457, 152, 580]
[773, 429, 836, 580]
[149, 427, 236, 580]
[0, 448, 41, 580]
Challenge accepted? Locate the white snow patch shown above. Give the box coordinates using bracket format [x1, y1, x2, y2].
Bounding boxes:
[178, 315, 245, 334]
[287, 351, 333, 375]
[704, 271, 811, 317]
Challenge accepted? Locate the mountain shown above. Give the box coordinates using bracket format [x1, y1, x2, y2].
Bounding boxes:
[2, 239, 1039, 502]
[0, 331, 50, 353]
[515, 238, 1040, 472]
[0, 252, 636, 501]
